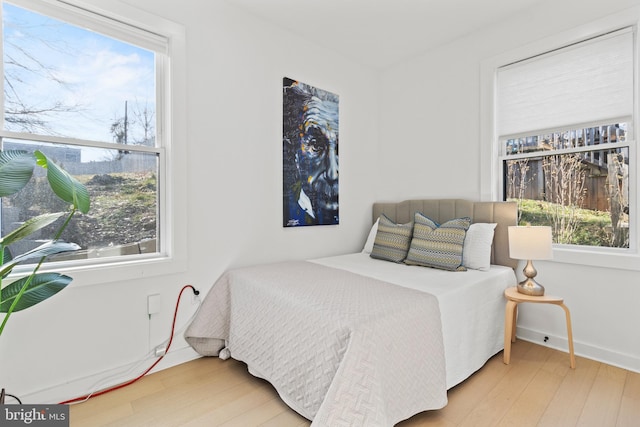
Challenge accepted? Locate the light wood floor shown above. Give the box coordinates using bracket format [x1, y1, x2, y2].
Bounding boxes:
[69, 340, 640, 426]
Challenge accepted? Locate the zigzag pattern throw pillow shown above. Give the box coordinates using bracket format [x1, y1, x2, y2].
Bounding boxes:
[370, 214, 414, 263]
[404, 212, 471, 271]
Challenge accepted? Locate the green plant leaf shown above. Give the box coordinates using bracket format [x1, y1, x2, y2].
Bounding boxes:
[0, 240, 80, 278]
[0, 150, 35, 197]
[2, 247, 12, 264]
[35, 150, 90, 214]
[10, 240, 81, 265]
[0, 212, 66, 246]
[0, 273, 72, 312]
[1, 150, 90, 337]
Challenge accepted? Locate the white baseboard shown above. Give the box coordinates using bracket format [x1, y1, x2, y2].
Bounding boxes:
[20, 345, 202, 405]
[19, 329, 640, 404]
[516, 326, 640, 374]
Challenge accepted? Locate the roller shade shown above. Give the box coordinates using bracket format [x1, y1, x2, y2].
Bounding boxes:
[497, 28, 634, 137]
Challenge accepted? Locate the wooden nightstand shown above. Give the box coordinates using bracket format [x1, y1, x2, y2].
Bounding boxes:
[503, 286, 576, 369]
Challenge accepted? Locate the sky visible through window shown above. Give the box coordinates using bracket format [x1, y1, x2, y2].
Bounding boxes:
[2, 2, 155, 160]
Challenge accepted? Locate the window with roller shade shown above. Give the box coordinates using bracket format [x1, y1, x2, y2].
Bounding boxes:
[496, 28, 634, 249]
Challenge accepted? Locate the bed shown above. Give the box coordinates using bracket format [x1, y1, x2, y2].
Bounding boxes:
[185, 199, 518, 426]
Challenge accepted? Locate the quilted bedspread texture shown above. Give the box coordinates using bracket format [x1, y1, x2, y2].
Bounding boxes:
[185, 261, 447, 426]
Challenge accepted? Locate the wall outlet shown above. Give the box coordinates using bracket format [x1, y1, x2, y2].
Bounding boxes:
[147, 294, 161, 315]
[154, 345, 166, 357]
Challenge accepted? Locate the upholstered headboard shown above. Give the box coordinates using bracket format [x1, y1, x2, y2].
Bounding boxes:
[372, 199, 518, 269]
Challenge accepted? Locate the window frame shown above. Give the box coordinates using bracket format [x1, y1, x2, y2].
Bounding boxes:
[481, 8, 640, 271]
[0, 0, 187, 285]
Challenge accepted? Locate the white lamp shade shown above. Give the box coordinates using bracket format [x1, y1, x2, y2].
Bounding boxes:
[508, 226, 553, 260]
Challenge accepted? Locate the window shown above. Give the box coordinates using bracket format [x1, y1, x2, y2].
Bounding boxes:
[495, 28, 635, 251]
[503, 124, 630, 248]
[0, 0, 183, 277]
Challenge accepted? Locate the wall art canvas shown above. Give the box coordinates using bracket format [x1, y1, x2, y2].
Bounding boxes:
[283, 77, 339, 227]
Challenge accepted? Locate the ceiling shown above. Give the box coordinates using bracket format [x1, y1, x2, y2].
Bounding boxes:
[226, 0, 545, 69]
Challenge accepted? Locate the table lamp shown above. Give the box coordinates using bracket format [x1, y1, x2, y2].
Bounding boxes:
[508, 226, 553, 296]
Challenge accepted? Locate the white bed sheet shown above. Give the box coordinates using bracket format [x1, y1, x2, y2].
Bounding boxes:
[311, 252, 517, 388]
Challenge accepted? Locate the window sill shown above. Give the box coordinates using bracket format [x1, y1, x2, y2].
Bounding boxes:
[552, 245, 640, 271]
[10, 253, 187, 287]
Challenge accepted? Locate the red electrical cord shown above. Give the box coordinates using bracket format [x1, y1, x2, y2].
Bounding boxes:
[59, 284, 200, 405]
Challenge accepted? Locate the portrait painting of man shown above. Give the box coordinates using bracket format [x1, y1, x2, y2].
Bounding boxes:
[283, 77, 339, 227]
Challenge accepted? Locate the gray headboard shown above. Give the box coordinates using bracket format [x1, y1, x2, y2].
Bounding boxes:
[372, 199, 518, 269]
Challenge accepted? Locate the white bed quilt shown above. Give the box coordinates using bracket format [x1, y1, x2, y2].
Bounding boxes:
[185, 260, 447, 426]
[313, 253, 517, 389]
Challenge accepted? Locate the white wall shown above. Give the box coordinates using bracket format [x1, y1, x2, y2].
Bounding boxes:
[5, 0, 640, 404]
[0, 0, 380, 402]
[379, 0, 640, 372]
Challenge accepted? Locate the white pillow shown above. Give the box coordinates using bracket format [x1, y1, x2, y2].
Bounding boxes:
[462, 223, 497, 271]
[362, 218, 380, 254]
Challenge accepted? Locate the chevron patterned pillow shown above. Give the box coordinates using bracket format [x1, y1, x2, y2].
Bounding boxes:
[369, 214, 414, 263]
[405, 212, 471, 271]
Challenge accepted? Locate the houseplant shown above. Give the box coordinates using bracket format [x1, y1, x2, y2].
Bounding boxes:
[0, 149, 90, 338]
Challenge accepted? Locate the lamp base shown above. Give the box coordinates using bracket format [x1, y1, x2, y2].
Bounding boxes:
[516, 259, 545, 296]
[517, 278, 545, 296]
